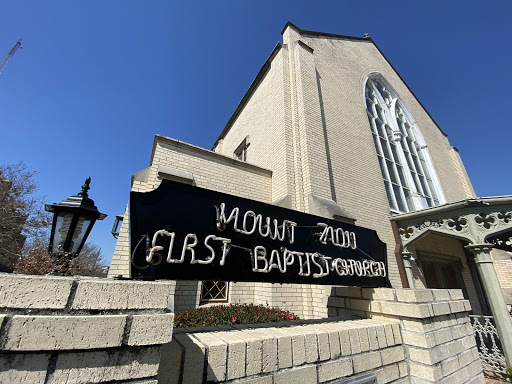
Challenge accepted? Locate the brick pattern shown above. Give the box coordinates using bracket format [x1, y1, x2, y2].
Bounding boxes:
[108, 137, 273, 278]
[0, 274, 73, 309]
[174, 280, 201, 312]
[0, 274, 175, 384]
[492, 249, 512, 311]
[217, 49, 292, 206]
[328, 287, 485, 384]
[109, 203, 131, 277]
[215, 25, 475, 303]
[160, 318, 407, 384]
[110, 23, 479, 318]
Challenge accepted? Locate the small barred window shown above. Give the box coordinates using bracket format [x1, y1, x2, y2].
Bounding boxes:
[200, 281, 229, 303]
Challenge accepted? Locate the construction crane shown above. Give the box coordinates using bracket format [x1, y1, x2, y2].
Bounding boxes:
[0, 40, 22, 78]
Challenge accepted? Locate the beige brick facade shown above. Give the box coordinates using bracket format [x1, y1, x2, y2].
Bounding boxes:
[108, 23, 510, 325]
[493, 249, 512, 311]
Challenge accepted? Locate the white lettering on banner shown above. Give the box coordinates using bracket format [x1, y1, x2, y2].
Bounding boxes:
[217, 203, 297, 243]
[297, 252, 310, 276]
[147, 229, 176, 264]
[249, 246, 386, 278]
[253, 246, 269, 272]
[318, 223, 357, 250]
[145, 202, 386, 280]
[196, 235, 231, 265]
[332, 258, 387, 277]
[148, 231, 232, 265]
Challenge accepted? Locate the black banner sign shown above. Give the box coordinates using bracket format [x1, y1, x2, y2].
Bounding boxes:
[130, 180, 388, 287]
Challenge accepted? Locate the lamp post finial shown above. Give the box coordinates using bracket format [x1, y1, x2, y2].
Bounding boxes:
[79, 177, 91, 197]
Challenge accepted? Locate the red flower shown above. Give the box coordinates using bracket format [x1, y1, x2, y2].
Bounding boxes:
[288, 314, 294, 320]
[256, 311, 260, 314]
[232, 316, 237, 323]
[178, 314, 182, 318]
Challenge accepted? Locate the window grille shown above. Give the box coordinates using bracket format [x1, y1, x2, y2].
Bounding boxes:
[365, 76, 444, 213]
[200, 281, 229, 303]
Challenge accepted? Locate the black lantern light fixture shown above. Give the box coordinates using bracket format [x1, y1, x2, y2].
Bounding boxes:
[45, 177, 107, 257]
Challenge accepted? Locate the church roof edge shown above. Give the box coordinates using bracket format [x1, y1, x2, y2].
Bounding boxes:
[282, 21, 371, 43]
[212, 42, 283, 150]
[213, 23, 450, 149]
[283, 22, 449, 138]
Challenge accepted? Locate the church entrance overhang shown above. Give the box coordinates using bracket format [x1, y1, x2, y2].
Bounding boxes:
[391, 195, 512, 367]
[390, 195, 512, 250]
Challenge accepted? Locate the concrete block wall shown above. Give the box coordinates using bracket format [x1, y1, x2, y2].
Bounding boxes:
[328, 287, 485, 384]
[159, 318, 408, 384]
[0, 274, 175, 384]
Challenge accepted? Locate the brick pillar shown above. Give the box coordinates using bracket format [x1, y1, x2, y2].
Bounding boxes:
[327, 287, 485, 383]
[0, 274, 175, 383]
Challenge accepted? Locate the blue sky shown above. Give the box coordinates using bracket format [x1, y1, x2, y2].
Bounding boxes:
[1, 1, 511, 263]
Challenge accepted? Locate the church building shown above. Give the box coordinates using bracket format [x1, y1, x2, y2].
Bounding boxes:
[108, 22, 511, 362]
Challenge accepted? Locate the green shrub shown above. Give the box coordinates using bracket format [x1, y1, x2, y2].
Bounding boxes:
[506, 366, 512, 383]
[175, 303, 299, 328]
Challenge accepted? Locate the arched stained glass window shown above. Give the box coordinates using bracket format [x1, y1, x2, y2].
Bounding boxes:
[365, 75, 445, 213]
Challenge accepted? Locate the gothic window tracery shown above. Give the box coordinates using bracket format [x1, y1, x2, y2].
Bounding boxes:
[365, 75, 445, 213]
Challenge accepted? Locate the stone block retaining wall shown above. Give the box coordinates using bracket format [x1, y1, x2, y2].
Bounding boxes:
[0, 274, 175, 383]
[159, 319, 408, 384]
[0, 275, 485, 384]
[328, 287, 485, 384]
[159, 287, 484, 384]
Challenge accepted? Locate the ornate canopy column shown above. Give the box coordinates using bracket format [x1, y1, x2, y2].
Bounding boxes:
[391, 196, 512, 366]
[465, 244, 512, 366]
[402, 250, 415, 289]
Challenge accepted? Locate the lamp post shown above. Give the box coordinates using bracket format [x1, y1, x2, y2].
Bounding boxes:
[45, 177, 106, 274]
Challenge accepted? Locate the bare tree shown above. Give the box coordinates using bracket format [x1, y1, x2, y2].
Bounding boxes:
[15, 239, 108, 277]
[1, 162, 108, 277]
[71, 243, 108, 277]
[12, 234, 54, 275]
[0, 162, 50, 272]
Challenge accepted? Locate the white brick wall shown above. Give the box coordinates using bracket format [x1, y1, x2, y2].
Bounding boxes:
[216, 25, 474, 290]
[108, 136, 272, 278]
[110, 23, 481, 321]
[218, 24, 477, 312]
[492, 249, 512, 311]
